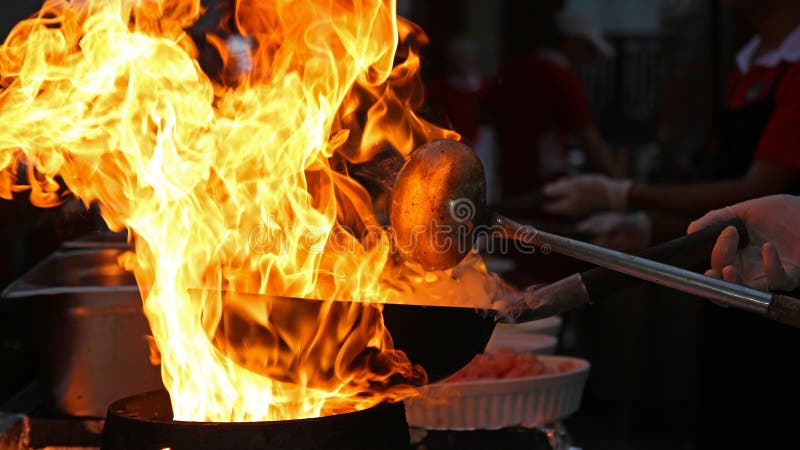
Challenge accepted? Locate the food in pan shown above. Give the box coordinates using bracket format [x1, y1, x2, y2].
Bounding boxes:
[442, 347, 576, 382]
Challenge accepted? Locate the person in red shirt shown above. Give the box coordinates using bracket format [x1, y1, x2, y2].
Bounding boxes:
[485, 9, 622, 198]
[544, 0, 800, 250]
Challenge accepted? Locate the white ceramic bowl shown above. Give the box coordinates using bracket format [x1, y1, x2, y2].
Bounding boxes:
[495, 315, 563, 337]
[405, 355, 589, 430]
[486, 332, 557, 355]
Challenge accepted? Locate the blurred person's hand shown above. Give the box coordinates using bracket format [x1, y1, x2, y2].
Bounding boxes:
[543, 174, 632, 217]
[688, 195, 800, 292]
[576, 211, 651, 253]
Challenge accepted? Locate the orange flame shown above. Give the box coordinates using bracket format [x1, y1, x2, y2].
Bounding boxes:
[0, 0, 505, 422]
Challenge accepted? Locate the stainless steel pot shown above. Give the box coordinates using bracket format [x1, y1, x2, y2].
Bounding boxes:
[2, 249, 162, 418]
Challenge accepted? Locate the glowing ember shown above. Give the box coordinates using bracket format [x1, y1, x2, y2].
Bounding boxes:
[0, 0, 504, 422]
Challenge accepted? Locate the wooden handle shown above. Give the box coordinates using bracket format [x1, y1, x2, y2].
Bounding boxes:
[768, 294, 800, 328]
[580, 218, 748, 299]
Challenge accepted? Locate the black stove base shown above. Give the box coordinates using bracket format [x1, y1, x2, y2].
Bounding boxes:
[412, 427, 555, 450]
[101, 390, 410, 450]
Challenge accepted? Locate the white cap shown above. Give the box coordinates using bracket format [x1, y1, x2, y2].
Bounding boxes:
[555, 9, 615, 58]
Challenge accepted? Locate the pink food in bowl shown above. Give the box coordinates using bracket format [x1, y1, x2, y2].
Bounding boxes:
[442, 347, 577, 382]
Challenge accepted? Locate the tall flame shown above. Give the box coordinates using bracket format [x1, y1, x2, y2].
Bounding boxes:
[0, 0, 503, 422]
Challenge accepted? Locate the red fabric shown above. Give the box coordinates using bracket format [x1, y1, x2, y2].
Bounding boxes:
[425, 77, 487, 145]
[485, 55, 595, 195]
[726, 61, 800, 169]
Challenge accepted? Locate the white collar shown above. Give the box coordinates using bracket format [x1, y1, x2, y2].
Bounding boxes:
[534, 48, 570, 69]
[736, 25, 800, 73]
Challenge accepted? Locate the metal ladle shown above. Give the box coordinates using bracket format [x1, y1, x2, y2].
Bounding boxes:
[389, 139, 800, 327]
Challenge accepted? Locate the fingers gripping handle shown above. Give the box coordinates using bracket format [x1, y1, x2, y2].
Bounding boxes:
[768, 295, 800, 328]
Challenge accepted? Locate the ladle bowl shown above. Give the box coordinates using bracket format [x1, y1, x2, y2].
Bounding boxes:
[389, 139, 487, 271]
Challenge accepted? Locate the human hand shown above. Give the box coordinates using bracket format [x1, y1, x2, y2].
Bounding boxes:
[543, 174, 632, 217]
[688, 195, 800, 291]
[576, 211, 651, 253]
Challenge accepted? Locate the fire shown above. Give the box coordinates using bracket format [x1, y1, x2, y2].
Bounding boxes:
[0, 0, 502, 422]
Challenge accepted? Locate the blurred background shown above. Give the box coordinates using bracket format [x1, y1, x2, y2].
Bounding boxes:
[1, 1, 798, 449]
[410, 0, 736, 189]
[402, 1, 798, 449]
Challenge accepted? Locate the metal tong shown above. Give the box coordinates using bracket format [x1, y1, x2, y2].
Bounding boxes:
[506, 217, 800, 328]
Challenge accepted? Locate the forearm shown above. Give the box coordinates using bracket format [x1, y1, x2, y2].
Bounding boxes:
[628, 179, 748, 216]
[628, 161, 800, 216]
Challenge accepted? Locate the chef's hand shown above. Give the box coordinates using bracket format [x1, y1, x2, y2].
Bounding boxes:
[688, 195, 800, 291]
[543, 174, 632, 217]
[576, 211, 651, 253]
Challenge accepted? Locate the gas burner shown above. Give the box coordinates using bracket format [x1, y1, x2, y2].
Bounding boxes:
[101, 390, 410, 450]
